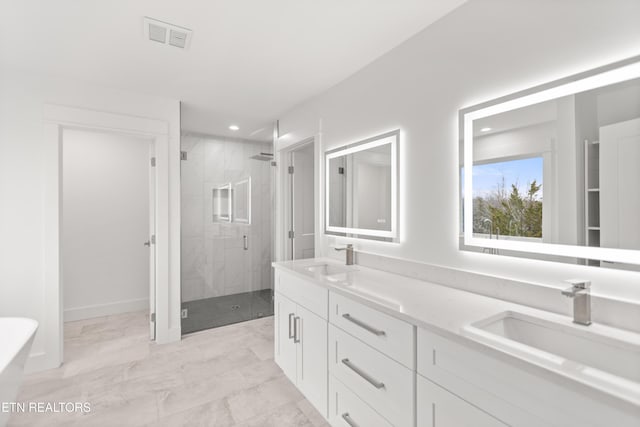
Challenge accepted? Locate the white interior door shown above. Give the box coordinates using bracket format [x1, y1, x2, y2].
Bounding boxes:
[600, 117, 640, 254]
[290, 142, 315, 260]
[148, 143, 157, 340]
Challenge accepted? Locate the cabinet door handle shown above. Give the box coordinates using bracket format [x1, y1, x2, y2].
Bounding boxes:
[288, 313, 295, 339]
[293, 316, 301, 343]
[342, 313, 386, 336]
[341, 412, 359, 427]
[341, 358, 385, 389]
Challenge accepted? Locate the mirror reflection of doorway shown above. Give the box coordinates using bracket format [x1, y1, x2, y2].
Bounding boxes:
[287, 141, 315, 260]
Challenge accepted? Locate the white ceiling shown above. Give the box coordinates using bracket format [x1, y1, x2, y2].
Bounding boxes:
[0, 0, 466, 140]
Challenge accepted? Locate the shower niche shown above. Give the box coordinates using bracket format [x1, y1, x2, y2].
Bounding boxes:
[212, 177, 251, 224]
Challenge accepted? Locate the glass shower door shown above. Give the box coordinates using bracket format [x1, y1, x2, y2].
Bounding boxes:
[180, 133, 273, 334]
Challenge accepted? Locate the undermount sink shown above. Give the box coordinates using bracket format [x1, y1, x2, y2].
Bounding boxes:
[463, 311, 640, 405]
[305, 263, 357, 276]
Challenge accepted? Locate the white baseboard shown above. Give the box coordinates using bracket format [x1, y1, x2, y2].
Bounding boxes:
[156, 326, 181, 344]
[24, 351, 59, 374]
[64, 298, 149, 322]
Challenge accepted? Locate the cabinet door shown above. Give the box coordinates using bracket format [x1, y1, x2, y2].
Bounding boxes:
[418, 376, 507, 427]
[297, 305, 328, 418]
[275, 292, 298, 383]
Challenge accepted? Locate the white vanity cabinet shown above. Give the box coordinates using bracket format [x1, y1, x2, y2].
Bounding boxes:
[274, 270, 328, 418]
[273, 264, 640, 427]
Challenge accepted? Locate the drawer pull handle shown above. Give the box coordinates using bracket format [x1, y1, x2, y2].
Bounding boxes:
[293, 316, 301, 343]
[341, 358, 385, 389]
[341, 412, 359, 427]
[342, 313, 386, 336]
[288, 313, 295, 339]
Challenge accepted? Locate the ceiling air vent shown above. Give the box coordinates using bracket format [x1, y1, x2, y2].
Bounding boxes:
[148, 24, 167, 44]
[169, 29, 187, 48]
[143, 17, 192, 50]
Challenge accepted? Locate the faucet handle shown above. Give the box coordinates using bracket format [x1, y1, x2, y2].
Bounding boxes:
[334, 244, 353, 251]
[564, 279, 591, 290]
[561, 279, 591, 297]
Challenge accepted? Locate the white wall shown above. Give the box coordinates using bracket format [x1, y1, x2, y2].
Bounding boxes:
[0, 67, 181, 372]
[276, 0, 640, 302]
[62, 129, 150, 321]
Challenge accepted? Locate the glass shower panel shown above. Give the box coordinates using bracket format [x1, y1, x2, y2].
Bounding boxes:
[180, 132, 273, 335]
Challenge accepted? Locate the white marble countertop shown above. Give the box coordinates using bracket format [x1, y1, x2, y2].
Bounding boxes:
[273, 257, 640, 407]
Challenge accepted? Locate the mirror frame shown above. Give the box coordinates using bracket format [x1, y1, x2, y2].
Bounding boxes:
[460, 55, 640, 265]
[325, 130, 399, 240]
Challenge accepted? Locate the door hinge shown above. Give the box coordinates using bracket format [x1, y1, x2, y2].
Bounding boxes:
[288, 165, 294, 174]
[288, 230, 295, 239]
[180, 151, 188, 161]
[150, 157, 156, 167]
[151, 234, 156, 245]
[150, 313, 156, 323]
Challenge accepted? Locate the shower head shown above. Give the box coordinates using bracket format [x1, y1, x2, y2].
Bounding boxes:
[250, 152, 274, 161]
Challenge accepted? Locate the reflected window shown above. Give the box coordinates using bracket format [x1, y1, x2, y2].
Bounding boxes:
[462, 157, 543, 239]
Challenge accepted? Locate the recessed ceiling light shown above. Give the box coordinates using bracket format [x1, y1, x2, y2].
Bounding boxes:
[480, 127, 492, 132]
[229, 125, 239, 131]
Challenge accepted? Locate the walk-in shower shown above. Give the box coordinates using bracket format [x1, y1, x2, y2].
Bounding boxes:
[180, 132, 274, 334]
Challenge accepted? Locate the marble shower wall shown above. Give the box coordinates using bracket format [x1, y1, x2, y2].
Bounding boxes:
[181, 132, 273, 302]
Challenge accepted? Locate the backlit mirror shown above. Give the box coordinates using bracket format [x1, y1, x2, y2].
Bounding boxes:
[460, 57, 640, 269]
[326, 130, 399, 241]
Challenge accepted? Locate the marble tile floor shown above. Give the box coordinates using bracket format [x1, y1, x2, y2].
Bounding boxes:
[9, 311, 329, 427]
[181, 289, 274, 335]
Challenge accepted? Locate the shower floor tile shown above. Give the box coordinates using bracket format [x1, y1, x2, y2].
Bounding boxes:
[181, 289, 274, 335]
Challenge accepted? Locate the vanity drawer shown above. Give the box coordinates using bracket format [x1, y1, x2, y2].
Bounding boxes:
[276, 269, 328, 320]
[329, 291, 414, 368]
[329, 325, 414, 427]
[329, 375, 393, 427]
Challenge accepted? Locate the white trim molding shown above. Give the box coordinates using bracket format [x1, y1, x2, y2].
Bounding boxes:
[41, 104, 177, 371]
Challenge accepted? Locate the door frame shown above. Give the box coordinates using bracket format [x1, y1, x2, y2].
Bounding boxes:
[276, 136, 320, 261]
[148, 141, 157, 340]
[43, 104, 171, 370]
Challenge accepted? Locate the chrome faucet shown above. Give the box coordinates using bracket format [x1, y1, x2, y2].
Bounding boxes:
[561, 279, 591, 326]
[335, 244, 354, 266]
